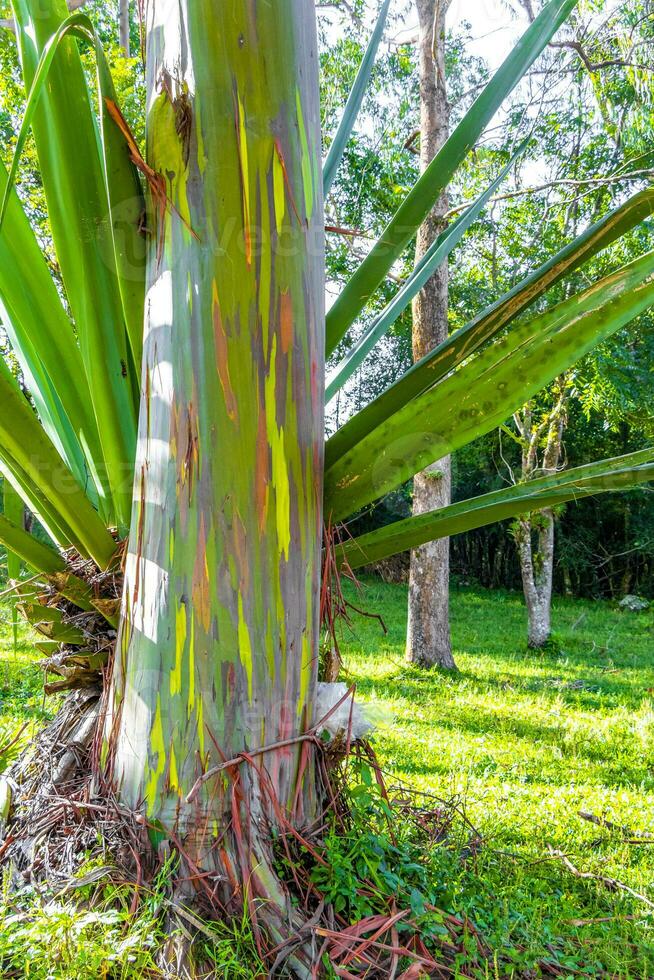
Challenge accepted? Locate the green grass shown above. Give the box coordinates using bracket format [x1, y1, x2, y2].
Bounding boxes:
[0, 584, 653, 976]
[0, 602, 55, 770]
[338, 577, 654, 976]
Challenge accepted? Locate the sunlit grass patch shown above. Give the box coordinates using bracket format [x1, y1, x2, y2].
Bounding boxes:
[340, 578, 654, 976]
[0, 583, 653, 976]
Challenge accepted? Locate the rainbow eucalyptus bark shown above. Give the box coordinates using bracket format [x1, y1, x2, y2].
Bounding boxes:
[105, 0, 324, 927]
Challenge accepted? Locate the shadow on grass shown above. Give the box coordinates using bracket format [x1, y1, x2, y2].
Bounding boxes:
[352, 657, 653, 714]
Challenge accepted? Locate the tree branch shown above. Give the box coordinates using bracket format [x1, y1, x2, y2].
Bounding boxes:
[443, 169, 654, 219]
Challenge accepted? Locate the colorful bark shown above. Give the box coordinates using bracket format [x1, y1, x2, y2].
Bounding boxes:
[106, 0, 324, 910]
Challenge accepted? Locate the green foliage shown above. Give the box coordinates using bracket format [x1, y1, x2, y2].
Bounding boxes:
[338, 449, 654, 570]
[0, 844, 264, 979]
[0, 0, 649, 593]
[0, 891, 160, 978]
[322, 0, 391, 196]
[0, 854, 169, 979]
[191, 908, 265, 980]
[451, 410, 654, 598]
[321, 3, 653, 591]
[312, 758, 442, 928]
[325, 0, 579, 356]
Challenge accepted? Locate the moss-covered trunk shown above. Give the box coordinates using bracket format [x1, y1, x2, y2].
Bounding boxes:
[105, 0, 324, 931]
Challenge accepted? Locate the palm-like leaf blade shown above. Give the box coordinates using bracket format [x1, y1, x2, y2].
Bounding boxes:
[325, 250, 654, 519]
[325, 144, 525, 401]
[323, 0, 392, 197]
[9, 0, 139, 529]
[327, 187, 654, 467]
[338, 450, 654, 568]
[325, 0, 579, 356]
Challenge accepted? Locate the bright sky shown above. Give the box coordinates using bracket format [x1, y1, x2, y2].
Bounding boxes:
[449, 0, 525, 66]
[394, 0, 526, 70]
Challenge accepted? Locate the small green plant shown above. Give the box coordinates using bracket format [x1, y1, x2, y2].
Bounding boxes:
[529, 633, 564, 656]
[0, 856, 173, 979]
[311, 758, 453, 940]
[190, 903, 266, 979]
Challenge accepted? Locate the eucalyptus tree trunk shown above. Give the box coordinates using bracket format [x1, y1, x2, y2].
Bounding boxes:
[406, 0, 456, 669]
[104, 0, 324, 943]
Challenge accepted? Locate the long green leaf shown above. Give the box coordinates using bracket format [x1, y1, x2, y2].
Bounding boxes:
[326, 187, 654, 467]
[5, 9, 147, 373]
[0, 508, 90, 611]
[9, 0, 138, 530]
[2, 479, 23, 580]
[323, 0, 392, 197]
[325, 144, 526, 401]
[0, 457, 76, 553]
[2, 478, 24, 647]
[0, 511, 101, 615]
[0, 358, 117, 568]
[338, 450, 654, 569]
[325, 0, 579, 356]
[14, 593, 86, 645]
[0, 509, 65, 578]
[0, 163, 111, 510]
[86, 16, 146, 369]
[325, 249, 654, 520]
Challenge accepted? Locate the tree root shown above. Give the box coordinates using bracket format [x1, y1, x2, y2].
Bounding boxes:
[0, 696, 498, 978]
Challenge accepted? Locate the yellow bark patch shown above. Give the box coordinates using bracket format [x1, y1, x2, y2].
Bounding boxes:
[145, 695, 166, 815]
[238, 593, 253, 701]
[273, 146, 285, 235]
[188, 610, 195, 718]
[169, 742, 179, 791]
[236, 93, 252, 265]
[273, 427, 291, 561]
[265, 337, 291, 560]
[197, 695, 205, 759]
[259, 167, 272, 351]
[170, 602, 186, 696]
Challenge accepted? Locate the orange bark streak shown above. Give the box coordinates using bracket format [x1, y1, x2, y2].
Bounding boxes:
[213, 287, 239, 422]
[255, 408, 269, 532]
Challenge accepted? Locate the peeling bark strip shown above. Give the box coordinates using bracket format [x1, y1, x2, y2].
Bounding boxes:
[105, 0, 324, 908]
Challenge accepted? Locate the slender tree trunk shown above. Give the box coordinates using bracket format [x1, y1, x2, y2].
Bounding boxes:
[406, 0, 456, 669]
[515, 511, 555, 647]
[104, 0, 324, 948]
[118, 0, 130, 56]
[513, 380, 568, 648]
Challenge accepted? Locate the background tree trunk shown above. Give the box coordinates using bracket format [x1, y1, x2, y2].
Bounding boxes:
[104, 0, 324, 944]
[118, 0, 130, 56]
[406, 0, 456, 669]
[515, 510, 556, 647]
[512, 378, 569, 648]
